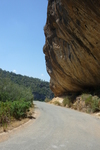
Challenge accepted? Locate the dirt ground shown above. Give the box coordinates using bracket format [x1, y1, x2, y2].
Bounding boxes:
[0, 118, 29, 133]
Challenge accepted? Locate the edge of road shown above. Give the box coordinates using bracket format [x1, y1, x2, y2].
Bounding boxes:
[0, 105, 40, 143]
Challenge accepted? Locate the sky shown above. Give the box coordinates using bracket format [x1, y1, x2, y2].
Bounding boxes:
[0, 0, 50, 81]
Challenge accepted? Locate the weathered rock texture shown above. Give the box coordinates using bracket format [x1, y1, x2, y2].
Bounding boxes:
[43, 0, 100, 96]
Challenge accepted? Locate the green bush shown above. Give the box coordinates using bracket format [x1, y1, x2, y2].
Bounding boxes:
[54, 101, 61, 106]
[44, 97, 51, 102]
[85, 95, 92, 106]
[0, 101, 11, 131]
[0, 78, 34, 130]
[63, 97, 72, 107]
[91, 98, 100, 112]
[10, 100, 32, 119]
[0, 100, 32, 130]
[84, 95, 100, 113]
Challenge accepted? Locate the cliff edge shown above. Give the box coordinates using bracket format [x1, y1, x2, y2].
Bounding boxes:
[43, 0, 100, 96]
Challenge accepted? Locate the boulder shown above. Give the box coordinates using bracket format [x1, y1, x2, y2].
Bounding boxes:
[43, 0, 100, 96]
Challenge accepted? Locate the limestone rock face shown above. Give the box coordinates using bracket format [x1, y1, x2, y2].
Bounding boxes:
[43, 0, 100, 96]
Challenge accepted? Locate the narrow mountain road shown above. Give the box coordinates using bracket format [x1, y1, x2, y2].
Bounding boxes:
[0, 101, 100, 150]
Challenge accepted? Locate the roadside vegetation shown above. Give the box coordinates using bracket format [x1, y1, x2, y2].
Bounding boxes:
[63, 97, 72, 107]
[51, 89, 100, 114]
[62, 92, 100, 113]
[53, 101, 61, 106]
[0, 78, 34, 131]
[44, 97, 51, 102]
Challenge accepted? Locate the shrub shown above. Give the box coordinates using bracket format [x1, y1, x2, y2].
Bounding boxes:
[44, 97, 51, 102]
[0, 100, 33, 130]
[84, 95, 100, 113]
[85, 95, 92, 106]
[10, 100, 32, 119]
[91, 98, 100, 112]
[54, 101, 61, 106]
[0, 78, 34, 130]
[0, 101, 11, 131]
[63, 97, 72, 107]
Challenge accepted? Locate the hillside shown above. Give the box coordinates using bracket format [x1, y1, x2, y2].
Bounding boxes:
[0, 68, 54, 101]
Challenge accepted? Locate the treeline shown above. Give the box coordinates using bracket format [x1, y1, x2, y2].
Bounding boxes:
[0, 78, 33, 102]
[0, 68, 54, 101]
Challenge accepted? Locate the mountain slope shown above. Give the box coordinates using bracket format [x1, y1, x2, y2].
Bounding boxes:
[0, 68, 54, 101]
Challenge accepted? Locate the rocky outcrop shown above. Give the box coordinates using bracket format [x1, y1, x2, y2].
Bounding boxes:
[43, 0, 100, 96]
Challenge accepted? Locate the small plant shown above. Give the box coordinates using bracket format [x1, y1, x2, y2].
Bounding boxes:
[0, 101, 11, 131]
[91, 98, 100, 112]
[84, 95, 100, 113]
[44, 97, 51, 102]
[54, 101, 61, 106]
[63, 97, 72, 107]
[85, 95, 92, 106]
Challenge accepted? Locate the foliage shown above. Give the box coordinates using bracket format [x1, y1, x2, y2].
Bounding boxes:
[81, 86, 100, 113]
[63, 97, 72, 107]
[0, 77, 34, 130]
[82, 94, 100, 113]
[10, 100, 32, 119]
[0, 68, 53, 130]
[91, 98, 100, 112]
[0, 78, 34, 103]
[0, 68, 54, 101]
[44, 97, 51, 102]
[85, 95, 92, 106]
[54, 101, 61, 106]
[0, 100, 32, 131]
[0, 101, 11, 131]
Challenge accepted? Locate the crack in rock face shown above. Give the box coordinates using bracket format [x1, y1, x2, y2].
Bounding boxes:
[43, 0, 100, 96]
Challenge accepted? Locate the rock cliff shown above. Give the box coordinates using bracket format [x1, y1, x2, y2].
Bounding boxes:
[43, 0, 100, 96]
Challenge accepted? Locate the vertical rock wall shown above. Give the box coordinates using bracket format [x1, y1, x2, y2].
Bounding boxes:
[43, 0, 100, 96]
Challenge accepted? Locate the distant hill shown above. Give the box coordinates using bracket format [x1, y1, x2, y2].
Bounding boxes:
[0, 68, 54, 101]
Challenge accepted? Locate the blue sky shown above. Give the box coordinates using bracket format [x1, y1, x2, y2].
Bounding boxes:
[0, 0, 50, 81]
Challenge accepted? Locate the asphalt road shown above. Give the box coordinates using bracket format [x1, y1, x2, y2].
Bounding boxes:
[0, 101, 100, 150]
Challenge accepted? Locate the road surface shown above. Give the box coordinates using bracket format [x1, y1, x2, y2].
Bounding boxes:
[0, 101, 100, 150]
